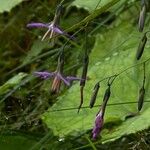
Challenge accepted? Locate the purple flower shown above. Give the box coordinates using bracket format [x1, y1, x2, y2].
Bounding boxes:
[34, 71, 55, 79]
[92, 110, 104, 140]
[34, 71, 82, 93]
[27, 22, 71, 41]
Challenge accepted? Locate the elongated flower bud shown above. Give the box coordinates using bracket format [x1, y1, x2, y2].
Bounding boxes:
[92, 85, 111, 139]
[138, 4, 146, 32]
[92, 110, 104, 140]
[136, 33, 147, 60]
[100, 85, 111, 117]
[103, 86, 111, 103]
[138, 86, 145, 111]
[89, 82, 100, 108]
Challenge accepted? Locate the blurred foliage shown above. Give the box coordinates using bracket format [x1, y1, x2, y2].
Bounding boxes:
[0, 0, 23, 13]
[0, 0, 150, 150]
[0, 72, 27, 96]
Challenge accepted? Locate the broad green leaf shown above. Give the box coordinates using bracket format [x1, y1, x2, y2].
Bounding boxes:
[71, 0, 107, 12]
[0, 0, 23, 13]
[0, 73, 27, 96]
[70, 0, 126, 13]
[101, 107, 150, 143]
[42, 19, 150, 143]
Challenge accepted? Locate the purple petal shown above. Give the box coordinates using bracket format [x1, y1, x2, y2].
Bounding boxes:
[52, 25, 73, 39]
[57, 73, 70, 86]
[34, 71, 55, 79]
[92, 111, 104, 140]
[66, 76, 83, 82]
[27, 23, 49, 28]
[52, 26, 64, 34]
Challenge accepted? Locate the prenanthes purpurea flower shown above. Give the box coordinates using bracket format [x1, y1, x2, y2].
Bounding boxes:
[27, 4, 71, 41]
[34, 53, 82, 94]
[34, 71, 82, 94]
[92, 110, 104, 140]
[92, 83, 112, 140]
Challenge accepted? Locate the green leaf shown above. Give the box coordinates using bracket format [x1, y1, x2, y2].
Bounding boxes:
[0, 0, 23, 13]
[102, 107, 150, 143]
[70, 0, 126, 13]
[42, 21, 150, 143]
[0, 73, 27, 96]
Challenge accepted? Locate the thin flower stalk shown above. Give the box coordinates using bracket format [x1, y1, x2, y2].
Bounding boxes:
[78, 31, 89, 113]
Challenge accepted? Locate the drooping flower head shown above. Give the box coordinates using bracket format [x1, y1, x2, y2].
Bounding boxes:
[34, 70, 82, 94]
[50, 50, 65, 93]
[27, 3, 72, 42]
[27, 22, 70, 41]
[92, 83, 112, 140]
[92, 110, 104, 140]
[34, 52, 82, 93]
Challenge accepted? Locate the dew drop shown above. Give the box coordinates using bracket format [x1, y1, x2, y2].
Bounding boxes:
[146, 45, 150, 48]
[113, 52, 118, 56]
[95, 62, 102, 66]
[58, 137, 65, 142]
[5, 116, 8, 120]
[38, 35, 42, 39]
[105, 57, 110, 61]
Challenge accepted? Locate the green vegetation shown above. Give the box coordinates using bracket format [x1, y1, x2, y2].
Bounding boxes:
[0, 0, 150, 149]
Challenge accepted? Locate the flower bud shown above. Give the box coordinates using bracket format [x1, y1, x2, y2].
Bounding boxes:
[92, 110, 104, 140]
[138, 4, 146, 32]
[136, 32, 147, 60]
[89, 82, 100, 108]
[138, 86, 145, 111]
[103, 85, 111, 103]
